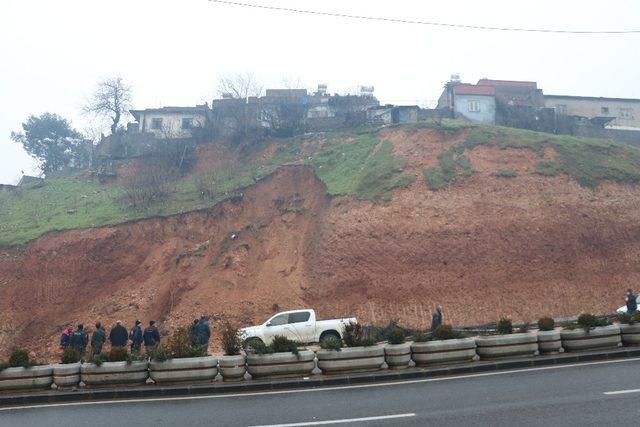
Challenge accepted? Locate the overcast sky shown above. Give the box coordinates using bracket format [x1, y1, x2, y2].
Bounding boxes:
[1, 0, 639, 184]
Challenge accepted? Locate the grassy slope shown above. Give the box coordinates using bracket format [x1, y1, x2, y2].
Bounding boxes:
[0, 129, 411, 246]
[423, 121, 640, 190]
[3, 122, 640, 247]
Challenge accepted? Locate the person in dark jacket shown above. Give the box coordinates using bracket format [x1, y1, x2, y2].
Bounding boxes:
[70, 324, 89, 357]
[91, 322, 106, 356]
[109, 320, 128, 348]
[431, 305, 443, 331]
[189, 319, 199, 346]
[194, 316, 211, 347]
[143, 321, 161, 348]
[60, 325, 73, 350]
[626, 289, 638, 314]
[129, 320, 143, 353]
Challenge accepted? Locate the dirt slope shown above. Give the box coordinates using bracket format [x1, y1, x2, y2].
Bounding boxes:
[2, 128, 640, 361]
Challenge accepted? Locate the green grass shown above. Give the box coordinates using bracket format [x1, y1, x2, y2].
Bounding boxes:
[424, 147, 474, 190]
[0, 130, 415, 246]
[5, 123, 640, 246]
[311, 134, 414, 201]
[424, 124, 640, 190]
[493, 168, 518, 178]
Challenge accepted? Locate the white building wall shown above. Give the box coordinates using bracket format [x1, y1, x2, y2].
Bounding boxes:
[544, 97, 640, 129]
[139, 112, 207, 138]
[453, 94, 496, 125]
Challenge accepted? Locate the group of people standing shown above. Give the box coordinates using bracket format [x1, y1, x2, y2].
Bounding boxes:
[60, 320, 161, 357]
[189, 316, 212, 348]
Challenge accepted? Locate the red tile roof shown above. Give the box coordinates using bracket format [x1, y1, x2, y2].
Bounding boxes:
[453, 84, 496, 96]
[477, 79, 538, 89]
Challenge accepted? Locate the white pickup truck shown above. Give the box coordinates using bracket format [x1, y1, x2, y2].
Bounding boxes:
[240, 309, 356, 346]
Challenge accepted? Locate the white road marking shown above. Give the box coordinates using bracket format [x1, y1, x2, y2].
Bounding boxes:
[604, 388, 640, 396]
[1, 357, 638, 412]
[248, 413, 415, 426]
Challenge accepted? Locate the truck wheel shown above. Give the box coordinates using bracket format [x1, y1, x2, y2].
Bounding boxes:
[244, 337, 264, 351]
[319, 331, 340, 343]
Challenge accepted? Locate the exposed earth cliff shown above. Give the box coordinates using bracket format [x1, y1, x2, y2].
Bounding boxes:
[2, 123, 640, 361]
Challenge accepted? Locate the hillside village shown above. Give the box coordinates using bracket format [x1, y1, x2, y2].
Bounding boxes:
[116, 75, 640, 146]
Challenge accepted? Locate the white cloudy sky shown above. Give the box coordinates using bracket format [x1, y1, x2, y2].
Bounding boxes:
[1, 0, 639, 184]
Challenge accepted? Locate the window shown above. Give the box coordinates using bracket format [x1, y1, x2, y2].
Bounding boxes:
[601, 107, 610, 115]
[181, 118, 194, 129]
[555, 104, 567, 115]
[288, 312, 311, 324]
[620, 108, 634, 120]
[151, 118, 163, 129]
[467, 100, 480, 112]
[269, 313, 288, 326]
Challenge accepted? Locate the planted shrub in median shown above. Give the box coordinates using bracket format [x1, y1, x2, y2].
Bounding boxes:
[411, 325, 477, 367]
[618, 313, 640, 346]
[0, 348, 52, 391]
[52, 348, 82, 389]
[536, 317, 563, 354]
[317, 322, 385, 375]
[560, 313, 621, 352]
[245, 335, 314, 379]
[475, 317, 539, 360]
[81, 347, 149, 387]
[384, 328, 411, 370]
[218, 322, 247, 382]
[149, 327, 218, 384]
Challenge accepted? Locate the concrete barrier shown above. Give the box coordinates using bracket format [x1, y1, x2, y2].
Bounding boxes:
[81, 361, 149, 386]
[52, 363, 81, 388]
[246, 350, 315, 379]
[0, 365, 53, 391]
[619, 323, 640, 346]
[149, 356, 218, 384]
[384, 343, 411, 369]
[316, 346, 385, 374]
[561, 325, 622, 352]
[411, 338, 477, 366]
[219, 355, 247, 382]
[475, 333, 539, 359]
[537, 330, 563, 354]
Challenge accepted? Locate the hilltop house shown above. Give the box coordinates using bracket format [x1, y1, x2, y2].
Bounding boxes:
[437, 77, 544, 125]
[128, 105, 210, 139]
[211, 85, 381, 136]
[544, 95, 640, 130]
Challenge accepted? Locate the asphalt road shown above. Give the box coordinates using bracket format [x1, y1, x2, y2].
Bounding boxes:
[1, 358, 640, 427]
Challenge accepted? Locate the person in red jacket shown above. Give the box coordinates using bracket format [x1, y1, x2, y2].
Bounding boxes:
[59, 325, 73, 350]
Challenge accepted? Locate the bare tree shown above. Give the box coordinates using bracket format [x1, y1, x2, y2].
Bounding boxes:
[216, 72, 262, 100]
[121, 153, 178, 210]
[84, 76, 132, 135]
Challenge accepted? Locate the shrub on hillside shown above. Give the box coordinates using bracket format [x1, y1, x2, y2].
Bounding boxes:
[496, 317, 513, 335]
[494, 168, 518, 178]
[387, 328, 406, 345]
[220, 322, 242, 356]
[61, 348, 81, 364]
[537, 317, 555, 331]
